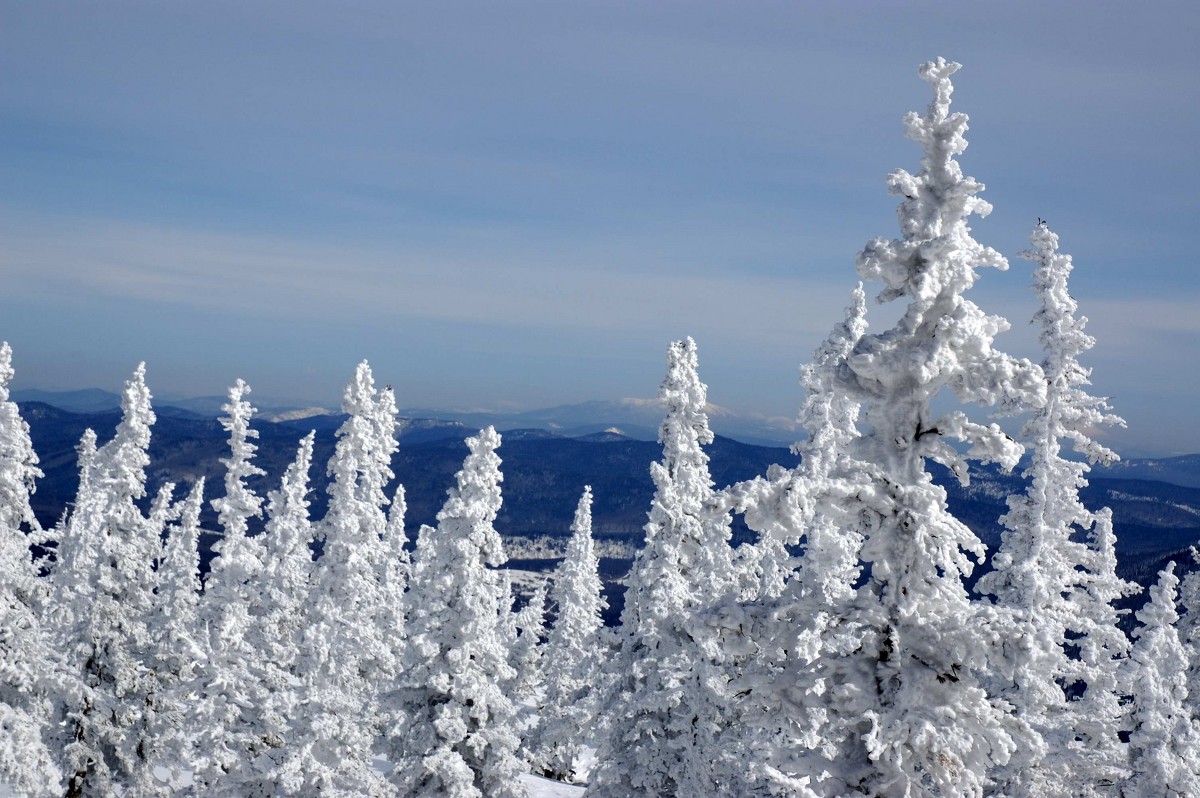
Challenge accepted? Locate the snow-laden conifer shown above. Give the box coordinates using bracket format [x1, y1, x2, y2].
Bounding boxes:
[1126, 564, 1200, 796]
[287, 363, 397, 796]
[148, 479, 203, 788]
[153, 479, 205, 686]
[729, 286, 876, 796]
[257, 432, 317, 671]
[528, 487, 608, 783]
[588, 337, 745, 798]
[976, 223, 1134, 794]
[304, 363, 397, 685]
[376, 483, 411, 684]
[48, 430, 101, 612]
[0, 342, 63, 796]
[228, 431, 317, 794]
[1177, 561, 1200, 723]
[384, 426, 528, 798]
[831, 59, 1045, 796]
[1070, 508, 1136, 790]
[190, 380, 287, 795]
[53, 364, 172, 797]
[510, 580, 547, 708]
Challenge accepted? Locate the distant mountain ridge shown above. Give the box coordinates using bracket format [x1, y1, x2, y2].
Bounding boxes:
[15, 399, 1200, 607]
[1091, 454, 1200, 489]
[12, 388, 801, 447]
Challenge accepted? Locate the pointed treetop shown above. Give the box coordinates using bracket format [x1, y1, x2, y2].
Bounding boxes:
[1023, 223, 1125, 466]
[1025, 223, 1091, 360]
[96, 363, 155, 502]
[325, 360, 397, 510]
[572, 485, 593, 537]
[917, 57, 961, 121]
[343, 360, 378, 416]
[798, 283, 867, 471]
[77, 429, 98, 475]
[857, 58, 1008, 328]
[122, 362, 153, 423]
[212, 379, 266, 538]
[1137, 562, 1182, 634]
[438, 425, 504, 545]
[658, 337, 713, 468]
[286, 430, 316, 491]
[125, 362, 150, 408]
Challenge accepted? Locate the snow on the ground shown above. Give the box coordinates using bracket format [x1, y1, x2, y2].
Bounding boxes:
[520, 772, 586, 797]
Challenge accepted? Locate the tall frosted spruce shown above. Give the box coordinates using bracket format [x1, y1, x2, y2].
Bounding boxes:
[257, 432, 317, 671]
[528, 487, 608, 783]
[588, 337, 744, 798]
[833, 59, 1044, 796]
[150, 478, 204, 788]
[53, 364, 173, 798]
[1125, 564, 1200, 796]
[976, 224, 1135, 794]
[192, 379, 281, 794]
[242, 432, 320, 794]
[509, 578, 548, 710]
[732, 287, 868, 602]
[376, 482, 411, 684]
[0, 342, 63, 796]
[384, 426, 528, 798]
[733, 286, 875, 796]
[1177, 562, 1200, 731]
[287, 362, 397, 796]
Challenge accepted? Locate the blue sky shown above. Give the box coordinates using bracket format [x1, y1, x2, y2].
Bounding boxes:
[2, 1, 1197, 455]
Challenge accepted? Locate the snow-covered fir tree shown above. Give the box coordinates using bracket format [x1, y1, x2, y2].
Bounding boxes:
[153, 479, 205, 693]
[375, 483, 411, 686]
[1177, 560, 1200, 724]
[47, 430, 100, 609]
[1070, 507, 1137, 792]
[190, 379, 288, 795]
[239, 432, 318, 794]
[976, 223, 1134, 795]
[831, 59, 1045, 797]
[588, 337, 746, 798]
[528, 487, 609, 783]
[286, 363, 397, 796]
[0, 342, 63, 796]
[1126, 563, 1200, 796]
[256, 432, 317, 672]
[148, 478, 203, 788]
[730, 285, 876, 797]
[52, 364, 175, 797]
[742, 284, 869, 596]
[509, 579, 547, 709]
[384, 426, 528, 798]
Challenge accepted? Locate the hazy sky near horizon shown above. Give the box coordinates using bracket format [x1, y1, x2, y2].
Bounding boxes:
[2, 2, 1198, 455]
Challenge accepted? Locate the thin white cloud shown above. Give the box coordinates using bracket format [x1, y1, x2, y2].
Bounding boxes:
[0, 215, 853, 344]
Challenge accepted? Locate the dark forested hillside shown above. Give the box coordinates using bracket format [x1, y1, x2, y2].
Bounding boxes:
[20, 400, 1200, 600]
